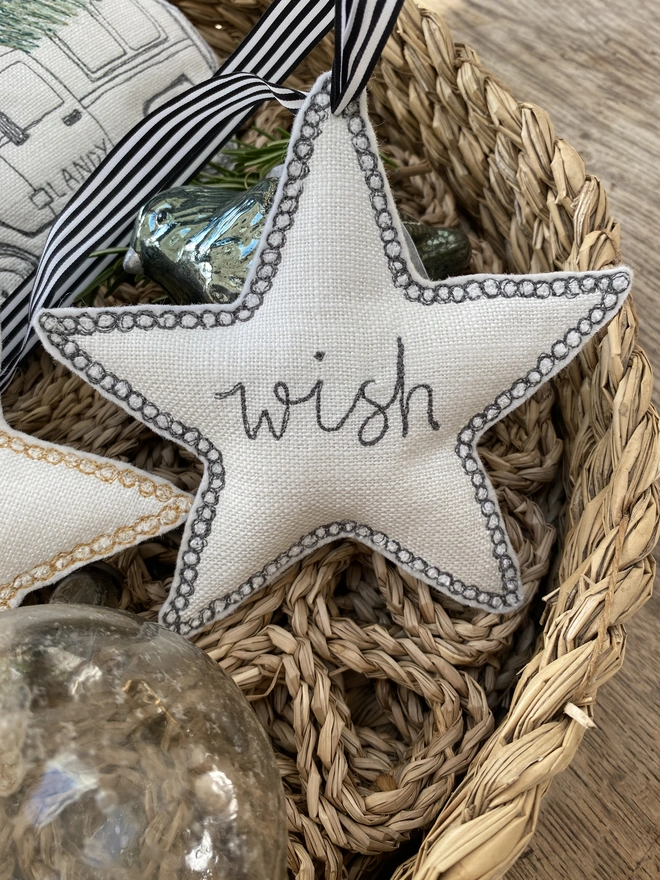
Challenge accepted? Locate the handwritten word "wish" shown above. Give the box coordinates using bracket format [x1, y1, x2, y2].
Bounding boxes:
[215, 337, 440, 447]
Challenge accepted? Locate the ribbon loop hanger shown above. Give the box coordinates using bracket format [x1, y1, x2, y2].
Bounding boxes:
[332, 0, 404, 114]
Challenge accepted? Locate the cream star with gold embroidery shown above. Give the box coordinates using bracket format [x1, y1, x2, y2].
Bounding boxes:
[36, 74, 632, 635]
[0, 299, 192, 608]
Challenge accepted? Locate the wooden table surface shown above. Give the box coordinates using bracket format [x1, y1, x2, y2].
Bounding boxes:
[430, 1, 660, 877]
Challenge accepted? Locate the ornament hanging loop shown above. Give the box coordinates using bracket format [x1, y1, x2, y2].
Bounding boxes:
[330, 0, 405, 114]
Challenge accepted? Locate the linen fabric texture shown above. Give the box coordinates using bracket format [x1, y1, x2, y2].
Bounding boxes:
[37, 74, 632, 636]
[0, 305, 192, 610]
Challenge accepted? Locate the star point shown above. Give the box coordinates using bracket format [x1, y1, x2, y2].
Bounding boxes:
[0, 404, 192, 609]
[0, 290, 193, 608]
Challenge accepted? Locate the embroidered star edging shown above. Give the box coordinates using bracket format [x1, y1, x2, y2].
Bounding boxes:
[0, 425, 192, 606]
[36, 75, 632, 636]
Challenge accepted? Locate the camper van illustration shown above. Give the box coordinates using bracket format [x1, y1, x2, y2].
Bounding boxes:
[0, 0, 215, 298]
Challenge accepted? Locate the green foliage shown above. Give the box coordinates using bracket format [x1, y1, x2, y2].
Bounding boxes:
[0, 0, 91, 51]
[76, 250, 128, 307]
[195, 128, 293, 191]
[196, 126, 398, 190]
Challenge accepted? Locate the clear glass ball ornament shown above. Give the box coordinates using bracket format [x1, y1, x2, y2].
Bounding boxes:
[0, 582, 287, 880]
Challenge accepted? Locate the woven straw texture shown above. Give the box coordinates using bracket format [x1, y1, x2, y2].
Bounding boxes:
[4, 1, 659, 878]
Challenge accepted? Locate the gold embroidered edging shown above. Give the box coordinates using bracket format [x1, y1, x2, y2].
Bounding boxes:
[0, 429, 193, 606]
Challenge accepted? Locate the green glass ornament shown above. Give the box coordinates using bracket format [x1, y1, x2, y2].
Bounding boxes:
[401, 216, 472, 282]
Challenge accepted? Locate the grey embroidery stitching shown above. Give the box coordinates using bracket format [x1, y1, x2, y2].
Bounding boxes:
[340, 95, 630, 609]
[38, 75, 630, 634]
[214, 336, 440, 446]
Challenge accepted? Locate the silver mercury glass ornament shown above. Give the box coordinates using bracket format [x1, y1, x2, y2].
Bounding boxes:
[124, 168, 471, 304]
[0, 564, 287, 880]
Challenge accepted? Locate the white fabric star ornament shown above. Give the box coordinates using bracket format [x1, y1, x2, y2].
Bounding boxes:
[0, 303, 193, 608]
[36, 74, 632, 635]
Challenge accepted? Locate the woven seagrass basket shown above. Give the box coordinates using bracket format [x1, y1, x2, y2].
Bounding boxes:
[5, 1, 660, 878]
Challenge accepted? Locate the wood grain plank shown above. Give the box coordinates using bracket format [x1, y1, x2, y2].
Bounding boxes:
[635, 843, 660, 879]
[431, 0, 660, 406]
[428, 1, 660, 877]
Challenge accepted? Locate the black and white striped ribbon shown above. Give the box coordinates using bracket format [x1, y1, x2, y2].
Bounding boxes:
[0, 0, 404, 387]
[331, 0, 405, 114]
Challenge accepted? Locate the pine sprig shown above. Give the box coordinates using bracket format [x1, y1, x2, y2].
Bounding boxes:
[0, 0, 90, 51]
[195, 128, 293, 190]
[76, 250, 129, 307]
